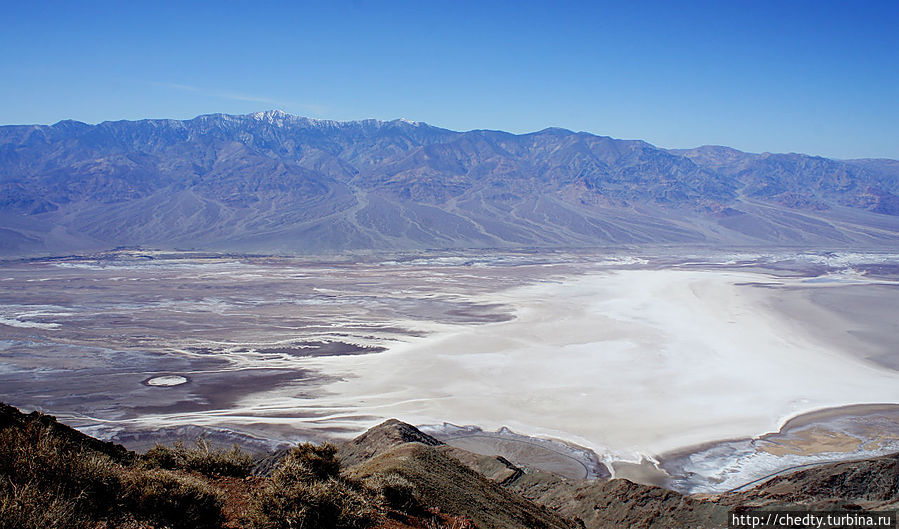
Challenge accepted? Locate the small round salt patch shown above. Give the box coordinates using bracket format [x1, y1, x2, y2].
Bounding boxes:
[145, 375, 188, 386]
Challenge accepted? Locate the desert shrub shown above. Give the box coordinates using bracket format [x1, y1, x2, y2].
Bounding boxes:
[121, 468, 225, 529]
[140, 438, 254, 477]
[277, 442, 341, 482]
[247, 442, 378, 529]
[249, 477, 378, 529]
[363, 472, 418, 511]
[140, 442, 182, 469]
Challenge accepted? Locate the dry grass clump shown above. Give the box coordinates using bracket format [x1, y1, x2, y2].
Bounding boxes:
[120, 468, 225, 529]
[424, 516, 478, 529]
[247, 442, 380, 529]
[0, 421, 121, 528]
[140, 437, 254, 477]
[0, 481, 82, 529]
[363, 472, 418, 512]
[0, 421, 226, 529]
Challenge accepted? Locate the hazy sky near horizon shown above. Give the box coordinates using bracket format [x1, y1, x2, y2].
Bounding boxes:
[2, 1, 896, 159]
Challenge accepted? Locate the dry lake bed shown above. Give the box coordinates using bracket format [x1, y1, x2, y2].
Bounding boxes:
[2, 248, 898, 493]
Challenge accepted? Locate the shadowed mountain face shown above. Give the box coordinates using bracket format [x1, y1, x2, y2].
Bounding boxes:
[1, 110, 897, 255]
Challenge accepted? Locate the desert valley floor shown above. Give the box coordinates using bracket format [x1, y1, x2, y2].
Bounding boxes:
[2, 249, 898, 493]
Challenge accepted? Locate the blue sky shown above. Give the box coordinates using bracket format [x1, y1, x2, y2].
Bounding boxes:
[1, 1, 896, 158]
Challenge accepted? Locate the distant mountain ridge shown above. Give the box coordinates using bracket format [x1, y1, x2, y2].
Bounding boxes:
[1, 110, 897, 255]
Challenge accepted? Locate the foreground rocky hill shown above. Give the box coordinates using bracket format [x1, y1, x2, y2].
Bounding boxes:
[3, 403, 897, 529]
[1, 111, 898, 255]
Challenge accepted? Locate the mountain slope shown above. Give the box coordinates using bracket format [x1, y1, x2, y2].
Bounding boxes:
[343, 421, 899, 529]
[347, 443, 578, 529]
[1, 110, 897, 255]
[3, 409, 899, 529]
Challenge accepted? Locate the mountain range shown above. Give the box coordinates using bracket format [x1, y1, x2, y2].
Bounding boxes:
[1, 110, 898, 255]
